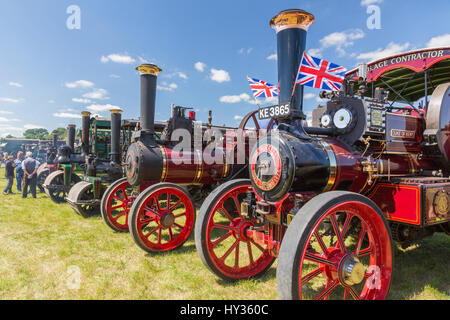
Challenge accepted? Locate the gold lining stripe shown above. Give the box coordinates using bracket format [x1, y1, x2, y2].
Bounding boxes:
[194, 150, 203, 183]
[159, 146, 168, 182]
[320, 141, 337, 192]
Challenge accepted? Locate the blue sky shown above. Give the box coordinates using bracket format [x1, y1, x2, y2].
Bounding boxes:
[0, 0, 449, 137]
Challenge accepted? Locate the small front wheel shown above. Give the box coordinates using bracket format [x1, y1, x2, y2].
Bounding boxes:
[195, 179, 275, 281]
[128, 183, 196, 253]
[100, 178, 134, 232]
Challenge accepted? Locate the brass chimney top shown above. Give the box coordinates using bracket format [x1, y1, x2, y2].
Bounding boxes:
[270, 9, 315, 33]
[136, 64, 162, 76]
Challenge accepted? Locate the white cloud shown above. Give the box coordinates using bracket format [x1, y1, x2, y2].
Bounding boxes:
[48, 100, 55, 104]
[24, 124, 45, 130]
[82, 88, 109, 100]
[101, 54, 136, 64]
[357, 42, 410, 61]
[308, 48, 323, 58]
[0, 110, 13, 115]
[53, 112, 82, 119]
[138, 56, 151, 64]
[195, 62, 207, 72]
[304, 93, 315, 99]
[219, 93, 277, 106]
[9, 82, 22, 88]
[0, 117, 19, 122]
[234, 115, 243, 121]
[65, 80, 94, 89]
[361, 0, 383, 6]
[210, 69, 231, 83]
[72, 98, 92, 104]
[267, 53, 278, 61]
[319, 29, 365, 56]
[86, 104, 122, 113]
[109, 74, 121, 79]
[238, 48, 253, 55]
[0, 124, 25, 137]
[157, 83, 178, 92]
[0, 97, 21, 103]
[220, 93, 251, 104]
[164, 72, 188, 80]
[427, 34, 450, 48]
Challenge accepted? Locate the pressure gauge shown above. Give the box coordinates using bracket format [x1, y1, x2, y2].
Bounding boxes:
[320, 114, 332, 127]
[334, 108, 352, 129]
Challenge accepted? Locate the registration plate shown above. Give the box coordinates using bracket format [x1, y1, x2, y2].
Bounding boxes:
[258, 103, 291, 120]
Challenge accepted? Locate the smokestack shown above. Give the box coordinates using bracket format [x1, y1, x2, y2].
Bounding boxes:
[270, 9, 314, 120]
[52, 131, 58, 148]
[67, 124, 76, 152]
[110, 109, 122, 164]
[136, 64, 162, 137]
[81, 111, 91, 155]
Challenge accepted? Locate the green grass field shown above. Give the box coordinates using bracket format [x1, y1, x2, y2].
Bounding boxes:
[0, 167, 448, 300]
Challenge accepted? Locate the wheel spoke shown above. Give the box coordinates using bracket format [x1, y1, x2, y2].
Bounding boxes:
[357, 245, 373, 258]
[219, 239, 239, 261]
[247, 242, 254, 265]
[211, 231, 232, 248]
[301, 267, 323, 286]
[212, 223, 235, 231]
[354, 225, 367, 256]
[173, 222, 185, 230]
[232, 196, 241, 216]
[111, 204, 125, 210]
[314, 280, 339, 300]
[120, 187, 129, 200]
[166, 193, 171, 209]
[112, 211, 126, 221]
[251, 114, 261, 130]
[169, 199, 183, 211]
[218, 206, 234, 222]
[144, 226, 159, 238]
[304, 252, 335, 267]
[234, 242, 240, 268]
[168, 227, 174, 241]
[341, 213, 353, 239]
[349, 286, 361, 300]
[174, 212, 186, 218]
[112, 195, 124, 203]
[330, 214, 346, 253]
[144, 206, 160, 218]
[313, 231, 329, 257]
[250, 239, 265, 253]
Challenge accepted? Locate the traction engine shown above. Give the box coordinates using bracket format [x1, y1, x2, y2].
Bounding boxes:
[100, 64, 271, 254]
[194, 9, 450, 300]
[37, 131, 60, 192]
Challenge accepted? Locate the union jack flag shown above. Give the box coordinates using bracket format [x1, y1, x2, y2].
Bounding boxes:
[247, 77, 279, 99]
[296, 53, 347, 91]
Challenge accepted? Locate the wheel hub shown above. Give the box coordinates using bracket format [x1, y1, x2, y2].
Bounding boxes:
[339, 255, 366, 287]
[160, 211, 175, 228]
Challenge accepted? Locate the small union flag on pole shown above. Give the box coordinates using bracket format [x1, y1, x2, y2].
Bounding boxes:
[247, 77, 279, 99]
[296, 53, 347, 91]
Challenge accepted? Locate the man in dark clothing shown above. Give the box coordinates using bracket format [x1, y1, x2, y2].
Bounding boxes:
[15, 151, 24, 192]
[22, 152, 40, 198]
[3, 155, 15, 195]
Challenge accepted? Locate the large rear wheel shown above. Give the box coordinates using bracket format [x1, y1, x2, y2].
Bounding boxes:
[195, 179, 275, 281]
[129, 183, 195, 253]
[277, 191, 393, 300]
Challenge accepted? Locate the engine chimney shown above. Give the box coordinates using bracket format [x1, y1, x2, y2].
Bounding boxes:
[136, 64, 162, 138]
[67, 124, 76, 152]
[81, 111, 91, 155]
[270, 9, 314, 121]
[52, 131, 58, 148]
[110, 109, 122, 164]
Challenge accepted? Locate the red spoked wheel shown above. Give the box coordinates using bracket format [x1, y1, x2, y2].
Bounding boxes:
[128, 183, 195, 253]
[195, 179, 275, 280]
[277, 191, 393, 300]
[100, 178, 135, 232]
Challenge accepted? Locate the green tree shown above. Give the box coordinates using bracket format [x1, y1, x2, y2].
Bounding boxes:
[45, 127, 67, 141]
[23, 128, 49, 140]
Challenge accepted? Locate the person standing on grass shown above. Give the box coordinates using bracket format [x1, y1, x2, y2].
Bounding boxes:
[3, 155, 16, 195]
[14, 151, 24, 192]
[21, 151, 40, 198]
[0, 153, 4, 168]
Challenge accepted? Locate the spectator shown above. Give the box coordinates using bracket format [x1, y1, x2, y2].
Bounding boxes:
[0, 153, 4, 168]
[3, 155, 16, 195]
[22, 151, 40, 199]
[15, 151, 24, 192]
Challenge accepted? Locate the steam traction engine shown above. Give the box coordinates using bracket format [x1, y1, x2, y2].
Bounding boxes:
[100, 64, 270, 254]
[194, 9, 450, 300]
